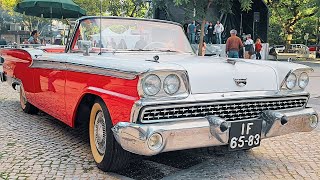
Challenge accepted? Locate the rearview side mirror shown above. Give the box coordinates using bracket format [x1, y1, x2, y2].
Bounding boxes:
[78, 40, 92, 56]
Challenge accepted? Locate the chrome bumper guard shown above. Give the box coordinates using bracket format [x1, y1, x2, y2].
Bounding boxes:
[112, 108, 318, 156]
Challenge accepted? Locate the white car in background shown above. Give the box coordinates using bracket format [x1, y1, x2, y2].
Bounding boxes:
[269, 45, 285, 53]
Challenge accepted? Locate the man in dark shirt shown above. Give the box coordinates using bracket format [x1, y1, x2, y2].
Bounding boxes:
[226, 29, 243, 58]
[207, 22, 214, 44]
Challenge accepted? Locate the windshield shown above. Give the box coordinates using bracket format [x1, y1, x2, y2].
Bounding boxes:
[72, 18, 193, 54]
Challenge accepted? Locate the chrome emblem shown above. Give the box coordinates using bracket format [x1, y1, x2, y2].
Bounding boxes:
[234, 78, 247, 87]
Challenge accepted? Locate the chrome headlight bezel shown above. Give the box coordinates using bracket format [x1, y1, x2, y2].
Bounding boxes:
[163, 74, 181, 95]
[281, 68, 312, 91]
[142, 74, 162, 96]
[298, 72, 309, 89]
[138, 70, 189, 99]
[285, 73, 297, 90]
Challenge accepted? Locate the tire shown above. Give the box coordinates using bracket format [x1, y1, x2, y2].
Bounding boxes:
[20, 85, 39, 114]
[89, 98, 131, 172]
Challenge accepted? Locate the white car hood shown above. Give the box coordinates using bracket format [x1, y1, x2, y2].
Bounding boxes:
[161, 58, 278, 94]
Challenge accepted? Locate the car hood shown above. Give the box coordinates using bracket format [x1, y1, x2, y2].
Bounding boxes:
[160, 57, 278, 94]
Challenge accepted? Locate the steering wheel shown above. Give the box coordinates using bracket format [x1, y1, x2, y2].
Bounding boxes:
[143, 42, 167, 50]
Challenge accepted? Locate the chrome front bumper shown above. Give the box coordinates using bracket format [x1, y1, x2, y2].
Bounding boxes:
[112, 108, 318, 156]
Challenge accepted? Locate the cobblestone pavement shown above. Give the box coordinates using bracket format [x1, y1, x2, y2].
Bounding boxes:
[0, 64, 320, 180]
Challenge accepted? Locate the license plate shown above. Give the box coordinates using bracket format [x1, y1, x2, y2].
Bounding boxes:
[228, 120, 262, 151]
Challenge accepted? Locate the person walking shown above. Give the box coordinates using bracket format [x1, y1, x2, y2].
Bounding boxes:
[28, 30, 40, 44]
[255, 38, 263, 59]
[244, 34, 254, 59]
[207, 22, 214, 44]
[226, 29, 243, 58]
[214, 21, 224, 44]
[187, 21, 196, 44]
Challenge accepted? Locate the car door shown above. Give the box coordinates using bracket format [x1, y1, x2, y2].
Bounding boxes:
[32, 57, 67, 122]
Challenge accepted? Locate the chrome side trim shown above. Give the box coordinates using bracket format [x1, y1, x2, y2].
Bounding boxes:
[88, 87, 138, 101]
[30, 59, 139, 80]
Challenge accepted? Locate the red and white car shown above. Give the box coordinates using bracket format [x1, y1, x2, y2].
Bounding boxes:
[0, 16, 318, 172]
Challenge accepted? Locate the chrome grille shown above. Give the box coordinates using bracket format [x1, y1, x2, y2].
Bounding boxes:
[140, 97, 308, 123]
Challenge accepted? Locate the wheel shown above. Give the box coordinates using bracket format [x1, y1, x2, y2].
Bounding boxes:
[20, 85, 39, 114]
[89, 98, 131, 172]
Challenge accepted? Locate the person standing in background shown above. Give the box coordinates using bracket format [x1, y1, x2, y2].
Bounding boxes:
[0, 38, 7, 46]
[207, 22, 214, 44]
[214, 21, 224, 44]
[255, 38, 263, 59]
[204, 21, 209, 44]
[226, 29, 243, 58]
[28, 30, 40, 44]
[244, 34, 254, 59]
[187, 21, 196, 44]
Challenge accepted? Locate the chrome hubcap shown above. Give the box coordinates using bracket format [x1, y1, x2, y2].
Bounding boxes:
[94, 110, 107, 155]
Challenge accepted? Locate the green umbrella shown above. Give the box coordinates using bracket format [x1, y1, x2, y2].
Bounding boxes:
[14, 0, 86, 19]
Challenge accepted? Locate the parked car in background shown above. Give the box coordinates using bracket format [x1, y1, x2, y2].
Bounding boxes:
[0, 16, 318, 172]
[290, 44, 309, 54]
[308, 44, 320, 58]
[269, 45, 285, 53]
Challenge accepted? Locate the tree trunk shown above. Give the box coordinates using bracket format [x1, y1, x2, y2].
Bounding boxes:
[198, 19, 206, 56]
[284, 25, 294, 52]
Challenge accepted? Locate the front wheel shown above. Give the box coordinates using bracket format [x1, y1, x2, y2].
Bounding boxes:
[89, 98, 131, 172]
[20, 85, 39, 114]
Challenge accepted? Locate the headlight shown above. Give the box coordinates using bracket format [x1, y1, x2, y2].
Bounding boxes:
[142, 74, 161, 96]
[286, 73, 297, 90]
[163, 74, 181, 95]
[298, 72, 309, 89]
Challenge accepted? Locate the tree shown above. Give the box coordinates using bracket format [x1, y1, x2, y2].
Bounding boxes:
[1, 1, 50, 35]
[266, 0, 320, 48]
[172, 0, 252, 56]
[74, 0, 149, 17]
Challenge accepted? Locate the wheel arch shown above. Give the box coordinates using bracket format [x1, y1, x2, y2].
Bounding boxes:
[73, 93, 105, 128]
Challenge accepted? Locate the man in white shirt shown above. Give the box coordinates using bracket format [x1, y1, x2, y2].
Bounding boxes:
[214, 21, 224, 44]
[244, 34, 254, 59]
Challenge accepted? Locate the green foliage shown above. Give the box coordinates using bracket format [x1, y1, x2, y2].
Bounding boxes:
[74, 0, 149, 17]
[266, 0, 319, 45]
[172, 0, 252, 19]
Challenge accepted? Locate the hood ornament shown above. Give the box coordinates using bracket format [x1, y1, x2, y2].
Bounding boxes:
[234, 78, 247, 87]
[226, 58, 237, 65]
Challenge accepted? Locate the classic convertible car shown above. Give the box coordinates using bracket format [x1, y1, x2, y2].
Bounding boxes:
[0, 16, 318, 172]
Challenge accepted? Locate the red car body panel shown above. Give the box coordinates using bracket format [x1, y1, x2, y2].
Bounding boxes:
[1, 48, 140, 127]
[65, 72, 139, 127]
[42, 46, 65, 53]
[1, 49, 36, 104]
